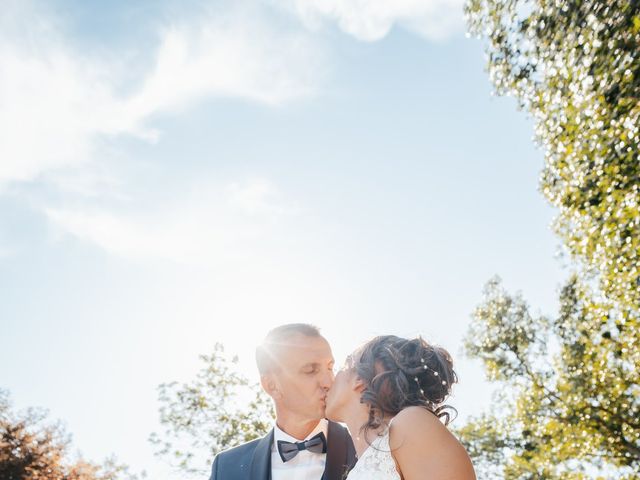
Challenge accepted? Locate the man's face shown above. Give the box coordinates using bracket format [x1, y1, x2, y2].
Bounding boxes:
[264, 333, 335, 421]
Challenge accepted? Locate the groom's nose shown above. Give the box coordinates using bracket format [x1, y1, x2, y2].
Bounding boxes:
[319, 368, 334, 389]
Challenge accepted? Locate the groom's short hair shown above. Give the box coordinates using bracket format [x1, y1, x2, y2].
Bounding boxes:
[256, 323, 322, 375]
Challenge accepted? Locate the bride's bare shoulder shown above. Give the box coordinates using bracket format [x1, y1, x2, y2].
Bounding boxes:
[389, 407, 476, 480]
[391, 406, 446, 434]
[388, 406, 452, 452]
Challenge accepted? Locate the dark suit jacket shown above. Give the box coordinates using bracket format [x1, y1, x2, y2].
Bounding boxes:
[209, 421, 356, 480]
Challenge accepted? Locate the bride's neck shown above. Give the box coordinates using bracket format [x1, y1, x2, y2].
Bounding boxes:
[344, 406, 393, 457]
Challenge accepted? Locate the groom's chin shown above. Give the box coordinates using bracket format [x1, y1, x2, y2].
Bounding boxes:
[319, 397, 328, 415]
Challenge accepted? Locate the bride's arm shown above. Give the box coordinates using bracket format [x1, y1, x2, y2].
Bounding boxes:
[389, 406, 476, 480]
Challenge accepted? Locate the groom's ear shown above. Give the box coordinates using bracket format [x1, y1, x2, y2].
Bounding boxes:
[260, 374, 281, 399]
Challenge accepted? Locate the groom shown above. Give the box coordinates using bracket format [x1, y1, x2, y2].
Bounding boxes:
[209, 323, 356, 480]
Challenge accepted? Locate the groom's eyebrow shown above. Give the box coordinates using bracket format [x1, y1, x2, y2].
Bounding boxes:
[300, 359, 335, 369]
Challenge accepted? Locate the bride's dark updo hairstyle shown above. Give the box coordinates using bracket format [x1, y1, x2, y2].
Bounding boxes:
[351, 335, 458, 436]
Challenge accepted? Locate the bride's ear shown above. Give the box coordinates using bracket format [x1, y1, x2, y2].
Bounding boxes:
[353, 376, 366, 393]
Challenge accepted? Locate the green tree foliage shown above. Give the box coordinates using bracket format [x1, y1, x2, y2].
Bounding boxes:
[466, 0, 640, 310]
[0, 390, 134, 480]
[459, 277, 639, 478]
[149, 343, 274, 476]
[459, 2, 640, 477]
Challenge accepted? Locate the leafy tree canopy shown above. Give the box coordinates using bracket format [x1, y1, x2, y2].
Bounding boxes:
[0, 389, 135, 480]
[466, 0, 640, 310]
[149, 343, 273, 477]
[461, 4, 639, 477]
[459, 276, 639, 478]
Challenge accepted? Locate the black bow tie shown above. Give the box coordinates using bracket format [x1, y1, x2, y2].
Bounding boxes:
[277, 431, 327, 462]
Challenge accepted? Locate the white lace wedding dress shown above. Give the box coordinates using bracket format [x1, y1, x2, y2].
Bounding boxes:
[346, 428, 401, 480]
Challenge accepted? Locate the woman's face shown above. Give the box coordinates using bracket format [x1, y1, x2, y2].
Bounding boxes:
[325, 356, 361, 422]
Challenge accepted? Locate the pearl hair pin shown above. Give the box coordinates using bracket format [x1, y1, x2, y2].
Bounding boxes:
[420, 357, 447, 386]
[414, 376, 425, 395]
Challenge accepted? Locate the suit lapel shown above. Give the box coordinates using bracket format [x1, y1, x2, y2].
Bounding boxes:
[249, 429, 274, 480]
[323, 421, 356, 480]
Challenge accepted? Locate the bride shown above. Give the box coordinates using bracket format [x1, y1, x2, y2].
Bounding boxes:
[325, 335, 476, 480]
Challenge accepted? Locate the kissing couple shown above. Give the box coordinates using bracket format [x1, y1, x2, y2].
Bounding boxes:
[209, 323, 476, 480]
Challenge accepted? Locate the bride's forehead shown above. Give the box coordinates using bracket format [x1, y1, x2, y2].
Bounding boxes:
[345, 345, 367, 365]
[343, 354, 355, 367]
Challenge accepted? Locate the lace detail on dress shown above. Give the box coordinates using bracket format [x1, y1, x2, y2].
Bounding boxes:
[346, 429, 401, 480]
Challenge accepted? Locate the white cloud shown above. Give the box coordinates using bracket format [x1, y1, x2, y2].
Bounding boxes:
[283, 0, 464, 41]
[0, 1, 323, 185]
[0, 22, 102, 182]
[44, 178, 297, 264]
[124, 16, 321, 120]
[0, 0, 461, 263]
[226, 178, 295, 216]
[0, 0, 461, 188]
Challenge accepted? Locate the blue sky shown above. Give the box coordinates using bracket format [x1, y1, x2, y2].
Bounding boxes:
[1, 0, 566, 478]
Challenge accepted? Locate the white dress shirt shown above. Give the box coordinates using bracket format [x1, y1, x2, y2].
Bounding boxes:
[271, 419, 328, 480]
